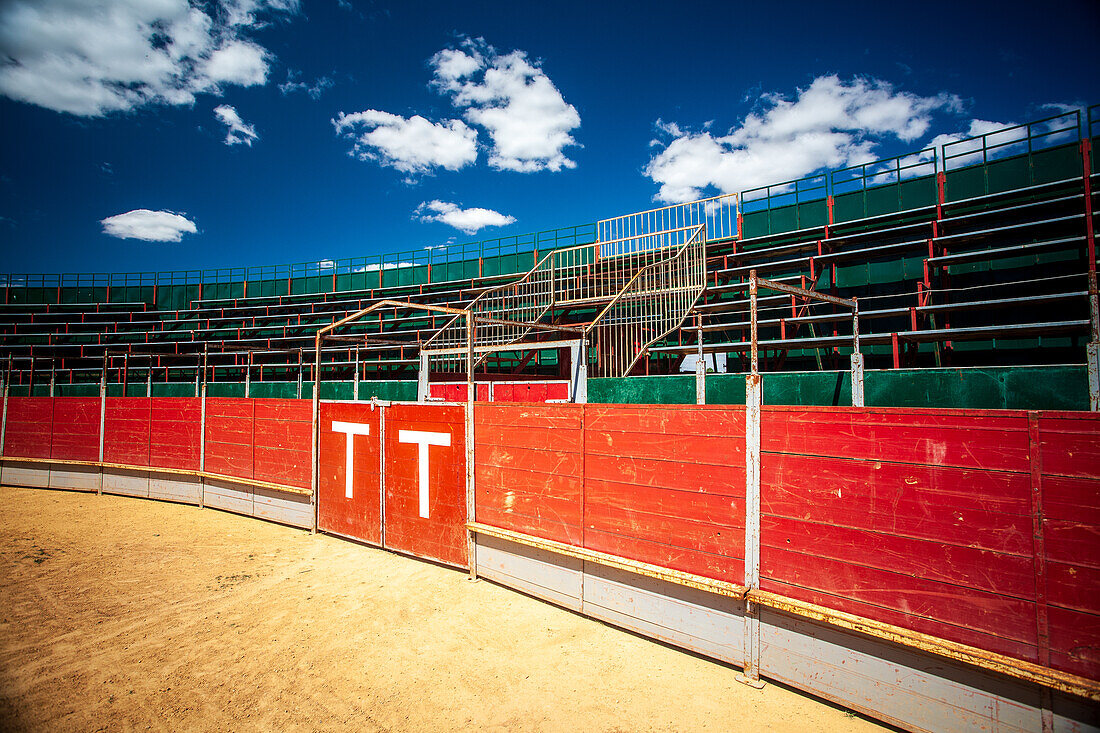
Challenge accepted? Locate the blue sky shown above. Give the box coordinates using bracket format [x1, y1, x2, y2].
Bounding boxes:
[0, 0, 1097, 276]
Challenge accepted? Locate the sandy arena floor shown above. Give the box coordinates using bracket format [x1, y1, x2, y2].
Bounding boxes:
[0, 485, 888, 732]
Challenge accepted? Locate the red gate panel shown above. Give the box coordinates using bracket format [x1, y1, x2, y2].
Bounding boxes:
[50, 397, 101, 462]
[384, 403, 467, 567]
[2, 396, 54, 459]
[318, 402, 382, 545]
[104, 398, 151, 466]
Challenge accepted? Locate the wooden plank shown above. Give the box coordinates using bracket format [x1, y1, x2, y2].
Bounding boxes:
[252, 485, 312, 529]
[148, 474, 201, 504]
[1046, 605, 1100, 680]
[581, 561, 745, 665]
[50, 397, 101, 462]
[584, 404, 746, 438]
[101, 468, 150, 498]
[201, 478, 253, 514]
[474, 532, 583, 611]
[1, 462, 50, 487]
[475, 444, 582, 476]
[585, 429, 745, 466]
[762, 452, 1032, 553]
[3, 396, 53, 459]
[761, 514, 1034, 598]
[761, 408, 1030, 472]
[585, 453, 744, 497]
[759, 550, 1039, 653]
[1038, 415, 1100, 479]
[148, 398, 201, 471]
[103, 398, 151, 467]
[47, 464, 99, 492]
[585, 527, 745, 586]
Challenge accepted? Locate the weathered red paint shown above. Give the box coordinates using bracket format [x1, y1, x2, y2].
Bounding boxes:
[317, 401, 382, 545]
[148, 398, 201, 470]
[104, 397, 152, 466]
[203, 398, 254, 478]
[50, 397, 100, 462]
[253, 399, 311, 489]
[2, 396, 54, 459]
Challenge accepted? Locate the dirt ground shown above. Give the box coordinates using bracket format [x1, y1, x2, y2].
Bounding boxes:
[0, 485, 888, 732]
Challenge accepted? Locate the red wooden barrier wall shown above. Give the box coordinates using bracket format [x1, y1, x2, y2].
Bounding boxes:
[475, 404, 747, 585]
[318, 402, 383, 544]
[1036, 412, 1100, 679]
[3, 396, 54, 458]
[149, 398, 201, 470]
[204, 398, 311, 489]
[50, 397, 101, 462]
[104, 397, 151, 466]
[475, 403, 584, 545]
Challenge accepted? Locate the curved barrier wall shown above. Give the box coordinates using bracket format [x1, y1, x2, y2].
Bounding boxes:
[2, 395, 1098, 731]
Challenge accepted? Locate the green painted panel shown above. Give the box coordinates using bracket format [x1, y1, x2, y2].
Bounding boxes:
[110, 286, 155, 305]
[358, 381, 417, 401]
[152, 382, 197, 397]
[290, 275, 326, 296]
[247, 382, 300, 399]
[704, 374, 745, 404]
[899, 176, 936, 210]
[207, 382, 246, 397]
[741, 210, 771, 240]
[1000, 365, 1087, 409]
[944, 166, 986, 202]
[156, 284, 201, 311]
[986, 156, 1030, 194]
[831, 190, 864, 223]
[55, 383, 100, 396]
[588, 375, 694, 404]
[765, 371, 852, 406]
[1032, 144, 1081, 184]
[865, 184, 900, 218]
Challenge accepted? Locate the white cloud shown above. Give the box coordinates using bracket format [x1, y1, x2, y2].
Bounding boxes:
[431, 37, 581, 173]
[353, 261, 414, 272]
[0, 0, 298, 117]
[415, 200, 516, 235]
[279, 71, 333, 99]
[924, 118, 1007, 157]
[332, 110, 477, 177]
[645, 75, 964, 203]
[100, 209, 197, 242]
[214, 104, 259, 146]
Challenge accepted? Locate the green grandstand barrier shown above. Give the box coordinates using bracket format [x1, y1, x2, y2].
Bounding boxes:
[357, 381, 417, 401]
[588, 365, 1088, 410]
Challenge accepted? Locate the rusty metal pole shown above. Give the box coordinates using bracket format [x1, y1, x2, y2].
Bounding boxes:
[145, 357, 152, 398]
[465, 314, 477, 580]
[695, 315, 705, 406]
[740, 269, 764, 688]
[851, 298, 864, 407]
[0, 356, 10, 458]
[97, 355, 106, 495]
[244, 350, 252, 399]
[49, 360, 55, 397]
[353, 347, 360, 401]
[199, 348, 207, 510]
[311, 335, 321, 534]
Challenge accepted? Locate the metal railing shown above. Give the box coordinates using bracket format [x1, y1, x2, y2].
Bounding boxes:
[585, 224, 707, 377]
[596, 193, 738, 247]
[942, 111, 1081, 172]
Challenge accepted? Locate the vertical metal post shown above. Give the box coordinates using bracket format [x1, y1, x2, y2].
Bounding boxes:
[122, 353, 128, 396]
[749, 270, 759, 374]
[570, 339, 588, 404]
[695, 322, 706, 405]
[851, 298, 864, 407]
[244, 351, 252, 399]
[199, 367, 207, 510]
[27, 354, 35, 396]
[311, 337, 321, 533]
[49, 361, 55, 397]
[97, 358, 106, 495]
[0, 360, 9, 458]
[353, 347, 360, 401]
[297, 348, 304, 400]
[417, 351, 429, 402]
[1088, 343, 1099, 412]
[145, 360, 152, 398]
[740, 370, 764, 687]
[465, 315, 477, 580]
